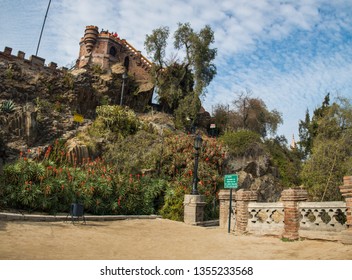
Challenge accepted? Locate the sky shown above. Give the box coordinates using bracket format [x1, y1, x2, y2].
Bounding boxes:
[1, 0, 352, 141]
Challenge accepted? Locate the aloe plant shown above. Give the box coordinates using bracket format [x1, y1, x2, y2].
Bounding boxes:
[1, 99, 15, 113]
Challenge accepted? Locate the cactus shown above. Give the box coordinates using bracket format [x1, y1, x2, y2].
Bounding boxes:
[1, 99, 15, 114]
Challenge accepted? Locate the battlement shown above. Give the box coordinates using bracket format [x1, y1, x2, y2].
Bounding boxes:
[0, 46, 67, 72]
[98, 31, 152, 67]
[120, 38, 152, 68]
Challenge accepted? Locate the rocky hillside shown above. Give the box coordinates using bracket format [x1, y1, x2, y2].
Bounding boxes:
[0, 57, 153, 163]
[0, 57, 288, 203]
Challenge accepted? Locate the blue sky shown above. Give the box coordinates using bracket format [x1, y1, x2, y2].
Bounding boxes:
[1, 0, 352, 141]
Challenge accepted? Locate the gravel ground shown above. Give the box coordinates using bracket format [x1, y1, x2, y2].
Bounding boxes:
[0, 218, 351, 260]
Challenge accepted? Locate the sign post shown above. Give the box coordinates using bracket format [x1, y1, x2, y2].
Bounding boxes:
[224, 174, 238, 233]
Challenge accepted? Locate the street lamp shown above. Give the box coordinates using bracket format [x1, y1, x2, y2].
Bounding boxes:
[191, 134, 203, 195]
[119, 71, 128, 106]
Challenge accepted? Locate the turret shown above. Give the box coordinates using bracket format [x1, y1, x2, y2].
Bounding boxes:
[83, 25, 99, 53]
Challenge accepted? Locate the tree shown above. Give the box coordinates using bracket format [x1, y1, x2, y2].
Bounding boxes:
[232, 92, 282, 137]
[298, 93, 331, 158]
[144, 23, 217, 127]
[213, 92, 282, 137]
[213, 91, 282, 137]
[300, 97, 352, 201]
[298, 109, 312, 159]
[264, 136, 302, 188]
[212, 104, 230, 134]
[144, 26, 169, 70]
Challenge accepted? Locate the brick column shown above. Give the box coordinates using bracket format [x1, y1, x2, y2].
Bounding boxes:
[234, 189, 257, 234]
[183, 194, 206, 225]
[281, 188, 308, 240]
[218, 189, 236, 230]
[339, 176, 352, 244]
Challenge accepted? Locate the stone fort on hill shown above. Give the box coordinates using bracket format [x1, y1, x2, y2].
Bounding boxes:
[77, 25, 153, 80]
[0, 25, 156, 156]
[0, 25, 155, 111]
[0, 25, 153, 80]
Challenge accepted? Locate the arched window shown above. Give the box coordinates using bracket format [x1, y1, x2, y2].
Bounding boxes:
[124, 56, 130, 72]
[109, 46, 117, 56]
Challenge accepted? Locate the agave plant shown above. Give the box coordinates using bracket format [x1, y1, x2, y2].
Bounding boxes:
[1, 99, 15, 114]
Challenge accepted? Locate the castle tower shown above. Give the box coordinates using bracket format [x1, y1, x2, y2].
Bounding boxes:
[83, 25, 99, 53]
[75, 25, 155, 111]
[76, 25, 153, 81]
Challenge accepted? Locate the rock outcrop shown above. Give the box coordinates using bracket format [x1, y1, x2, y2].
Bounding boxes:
[224, 144, 283, 202]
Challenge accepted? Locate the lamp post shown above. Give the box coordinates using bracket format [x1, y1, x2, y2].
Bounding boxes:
[192, 134, 203, 195]
[119, 71, 128, 106]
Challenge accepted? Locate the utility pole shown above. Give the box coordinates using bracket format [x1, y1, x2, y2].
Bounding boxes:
[36, 0, 52, 56]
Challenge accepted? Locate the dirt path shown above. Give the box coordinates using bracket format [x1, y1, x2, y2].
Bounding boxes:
[0, 219, 351, 260]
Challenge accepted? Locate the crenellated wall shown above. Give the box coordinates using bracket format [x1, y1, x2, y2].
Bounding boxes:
[0, 46, 66, 72]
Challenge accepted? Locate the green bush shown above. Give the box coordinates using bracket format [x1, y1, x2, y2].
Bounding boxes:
[90, 105, 140, 139]
[220, 130, 262, 156]
[159, 183, 186, 221]
[0, 133, 226, 220]
[104, 130, 161, 174]
[158, 134, 225, 220]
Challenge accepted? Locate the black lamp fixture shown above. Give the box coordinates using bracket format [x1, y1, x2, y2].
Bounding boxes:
[191, 133, 203, 195]
[119, 71, 128, 106]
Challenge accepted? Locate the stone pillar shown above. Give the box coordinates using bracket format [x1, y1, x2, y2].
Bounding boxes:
[218, 189, 236, 230]
[281, 188, 308, 240]
[339, 176, 352, 244]
[183, 194, 206, 225]
[234, 189, 257, 234]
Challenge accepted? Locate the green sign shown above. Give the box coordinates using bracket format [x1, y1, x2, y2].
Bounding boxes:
[224, 174, 238, 189]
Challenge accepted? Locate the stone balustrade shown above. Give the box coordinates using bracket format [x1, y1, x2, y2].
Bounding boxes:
[247, 202, 284, 236]
[299, 201, 347, 241]
[218, 183, 352, 243]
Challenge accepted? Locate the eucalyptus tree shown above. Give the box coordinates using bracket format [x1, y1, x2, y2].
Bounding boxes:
[144, 23, 217, 128]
